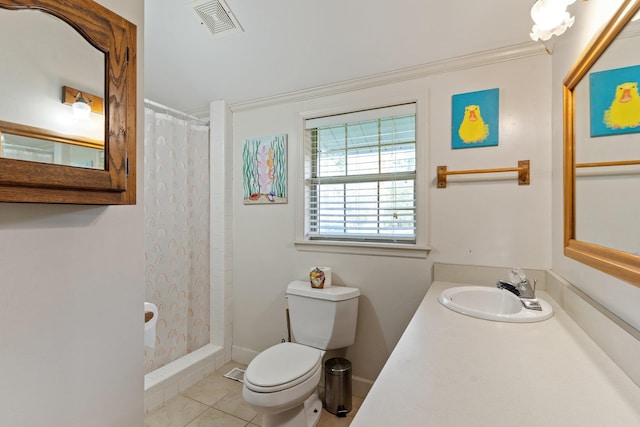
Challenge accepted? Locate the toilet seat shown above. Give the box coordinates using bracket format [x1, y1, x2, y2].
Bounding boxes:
[244, 342, 322, 393]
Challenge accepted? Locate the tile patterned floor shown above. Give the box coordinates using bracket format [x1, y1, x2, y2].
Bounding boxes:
[145, 361, 363, 427]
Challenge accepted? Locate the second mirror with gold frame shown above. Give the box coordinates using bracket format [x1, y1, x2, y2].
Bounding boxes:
[564, 0, 640, 285]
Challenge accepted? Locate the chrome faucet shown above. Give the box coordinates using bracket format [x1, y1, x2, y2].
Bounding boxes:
[497, 277, 542, 311]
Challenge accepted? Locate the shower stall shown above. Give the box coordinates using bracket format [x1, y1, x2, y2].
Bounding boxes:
[143, 100, 232, 413]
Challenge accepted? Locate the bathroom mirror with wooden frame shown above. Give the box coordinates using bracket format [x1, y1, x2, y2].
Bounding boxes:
[0, 0, 136, 204]
[564, 0, 640, 286]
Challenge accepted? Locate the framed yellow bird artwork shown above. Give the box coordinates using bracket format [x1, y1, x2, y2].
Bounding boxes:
[451, 88, 499, 149]
[590, 64, 640, 137]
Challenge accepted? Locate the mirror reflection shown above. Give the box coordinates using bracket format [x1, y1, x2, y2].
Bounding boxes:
[573, 17, 640, 256]
[0, 7, 105, 168]
[0, 132, 104, 169]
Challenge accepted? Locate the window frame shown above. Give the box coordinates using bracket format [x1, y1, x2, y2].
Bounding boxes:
[295, 98, 429, 258]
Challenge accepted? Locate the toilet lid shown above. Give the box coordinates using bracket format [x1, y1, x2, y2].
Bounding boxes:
[244, 342, 322, 392]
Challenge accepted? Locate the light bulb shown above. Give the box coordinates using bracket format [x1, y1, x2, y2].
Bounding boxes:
[72, 95, 91, 120]
[531, 0, 565, 31]
[530, 0, 576, 41]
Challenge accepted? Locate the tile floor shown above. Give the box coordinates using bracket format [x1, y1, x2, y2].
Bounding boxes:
[145, 361, 363, 427]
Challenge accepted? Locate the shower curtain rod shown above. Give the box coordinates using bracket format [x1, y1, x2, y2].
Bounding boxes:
[144, 98, 209, 126]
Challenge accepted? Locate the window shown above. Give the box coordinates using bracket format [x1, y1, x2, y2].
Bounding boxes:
[303, 103, 417, 245]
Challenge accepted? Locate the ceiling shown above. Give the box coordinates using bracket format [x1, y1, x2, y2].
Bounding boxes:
[144, 0, 538, 114]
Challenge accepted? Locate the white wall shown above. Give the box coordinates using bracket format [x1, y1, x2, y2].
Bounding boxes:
[429, 56, 552, 268]
[551, 0, 640, 332]
[0, 0, 144, 426]
[231, 50, 552, 387]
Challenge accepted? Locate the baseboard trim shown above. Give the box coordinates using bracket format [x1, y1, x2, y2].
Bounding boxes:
[232, 344, 259, 366]
[352, 375, 374, 399]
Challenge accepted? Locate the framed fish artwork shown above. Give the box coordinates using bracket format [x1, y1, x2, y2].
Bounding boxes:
[590, 65, 640, 137]
[242, 134, 288, 204]
[451, 88, 499, 149]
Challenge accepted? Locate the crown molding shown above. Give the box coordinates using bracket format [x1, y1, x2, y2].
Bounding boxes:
[228, 41, 547, 113]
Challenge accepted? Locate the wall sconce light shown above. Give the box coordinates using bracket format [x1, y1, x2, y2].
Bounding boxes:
[530, 0, 576, 42]
[72, 93, 91, 119]
[62, 86, 104, 120]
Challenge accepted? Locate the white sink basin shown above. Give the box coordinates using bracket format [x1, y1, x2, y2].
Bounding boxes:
[438, 286, 553, 323]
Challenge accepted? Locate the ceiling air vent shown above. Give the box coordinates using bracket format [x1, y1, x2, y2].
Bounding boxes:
[190, 0, 243, 39]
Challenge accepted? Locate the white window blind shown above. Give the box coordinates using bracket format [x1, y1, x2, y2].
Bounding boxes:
[304, 103, 417, 243]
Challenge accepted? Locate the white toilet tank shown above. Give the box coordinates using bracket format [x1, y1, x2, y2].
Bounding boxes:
[286, 280, 360, 350]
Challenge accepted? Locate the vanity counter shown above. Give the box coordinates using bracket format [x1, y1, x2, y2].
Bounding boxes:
[351, 281, 640, 426]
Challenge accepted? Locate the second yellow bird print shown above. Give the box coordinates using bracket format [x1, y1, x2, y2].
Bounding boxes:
[603, 82, 640, 130]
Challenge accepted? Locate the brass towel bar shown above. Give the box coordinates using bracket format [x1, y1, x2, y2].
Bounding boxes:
[437, 160, 530, 188]
[575, 159, 640, 168]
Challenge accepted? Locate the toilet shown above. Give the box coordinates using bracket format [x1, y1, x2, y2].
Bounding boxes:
[242, 280, 360, 427]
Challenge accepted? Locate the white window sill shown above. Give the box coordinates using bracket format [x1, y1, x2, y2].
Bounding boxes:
[294, 240, 430, 259]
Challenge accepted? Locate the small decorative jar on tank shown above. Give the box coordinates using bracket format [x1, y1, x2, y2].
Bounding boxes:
[309, 267, 326, 288]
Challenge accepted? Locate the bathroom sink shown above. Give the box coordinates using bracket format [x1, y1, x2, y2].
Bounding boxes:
[438, 286, 553, 323]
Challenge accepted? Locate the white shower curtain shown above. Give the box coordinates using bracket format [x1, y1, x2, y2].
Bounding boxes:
[143, 106, 210, 373]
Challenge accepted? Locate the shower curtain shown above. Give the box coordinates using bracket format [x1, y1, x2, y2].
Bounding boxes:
[143, 106, 210, 373]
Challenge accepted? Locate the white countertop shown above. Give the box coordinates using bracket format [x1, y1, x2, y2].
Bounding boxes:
[351, 281, 640, 426]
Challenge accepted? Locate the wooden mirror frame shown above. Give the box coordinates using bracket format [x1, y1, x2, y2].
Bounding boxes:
[563, 0, 640, 286]
[0, 0, 136, 204]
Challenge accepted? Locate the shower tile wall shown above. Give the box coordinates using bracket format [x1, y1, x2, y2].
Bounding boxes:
[144, 109, 211, 373]
[210, 101, 234, 363]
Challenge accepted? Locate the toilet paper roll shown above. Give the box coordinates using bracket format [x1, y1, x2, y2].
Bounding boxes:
[144, 302, 158, 349]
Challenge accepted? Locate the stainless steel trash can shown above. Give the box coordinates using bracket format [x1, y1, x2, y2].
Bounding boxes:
[324, 357, 352, 417]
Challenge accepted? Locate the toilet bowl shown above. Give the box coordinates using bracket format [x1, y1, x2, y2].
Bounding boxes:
[242, 281, 360, 427]
[242, 342, 324, 427]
